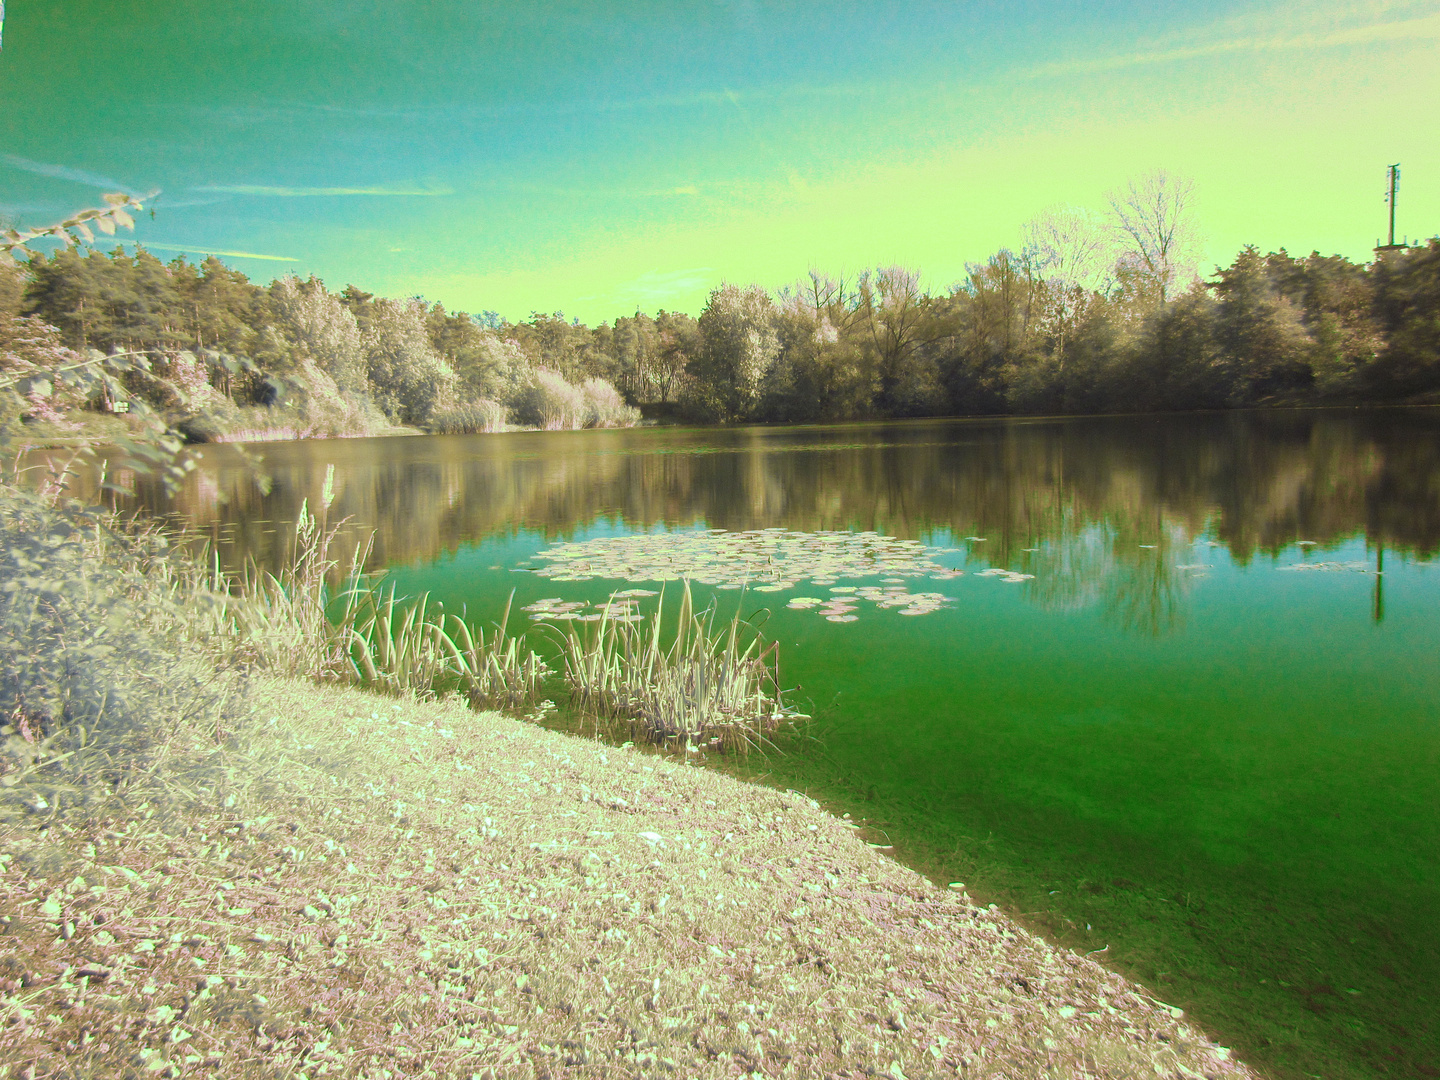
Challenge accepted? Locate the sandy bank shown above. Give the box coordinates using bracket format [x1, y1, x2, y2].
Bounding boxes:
[0, 677, 1262, 1078]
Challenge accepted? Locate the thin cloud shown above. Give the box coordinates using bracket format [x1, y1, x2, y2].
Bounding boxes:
[495, 181, 710, 199]
[149, 194, 236, 209]
[1025, 11, 1440, 77]
[128, 241, 299, 262]
[173, 81, 876, 127]
[191, 183, 453, 197]
[1, 154, 138, 193]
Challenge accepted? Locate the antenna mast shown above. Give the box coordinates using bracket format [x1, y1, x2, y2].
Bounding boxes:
[1387, 164, 1399, 247]
[1377, 164, 1407, 253]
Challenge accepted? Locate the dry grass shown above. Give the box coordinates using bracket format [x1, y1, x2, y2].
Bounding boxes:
[1, 676, 1262, 1080]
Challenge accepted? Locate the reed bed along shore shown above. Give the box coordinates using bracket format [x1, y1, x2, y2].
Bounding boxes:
[228, 499, 792, 752]
[1, 677, 1259, 1080]
[0, 463, 786, 838]
[225, 498, 550, 715]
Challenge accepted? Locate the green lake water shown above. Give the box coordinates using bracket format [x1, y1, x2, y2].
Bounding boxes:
[109, 410, 1439, 1080]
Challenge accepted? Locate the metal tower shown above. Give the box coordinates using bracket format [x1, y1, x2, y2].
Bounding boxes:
[1376, 164, 1409, 253]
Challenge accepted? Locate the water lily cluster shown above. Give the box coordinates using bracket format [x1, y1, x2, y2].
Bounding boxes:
[514, 528, 1054, 622]
[785, 585, 959, 621]
[974, 567, 1036, 583]
[521, 591, 657, 622]
[525, 528, 963, 588]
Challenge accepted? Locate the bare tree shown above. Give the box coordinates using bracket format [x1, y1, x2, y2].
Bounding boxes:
[779, 270, 865, 336]
[1023, 205, 1115, 370]
[1105, 169, 1201, 306]
[1023, 204, 1115, 294]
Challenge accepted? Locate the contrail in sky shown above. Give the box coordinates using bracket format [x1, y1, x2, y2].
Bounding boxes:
[124, 241, 299, 262]
[1, 154, 138, 193]
[192, 184, 453, 197]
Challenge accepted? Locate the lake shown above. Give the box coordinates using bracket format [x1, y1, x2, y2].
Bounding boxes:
[102, 409, 1438, 1080]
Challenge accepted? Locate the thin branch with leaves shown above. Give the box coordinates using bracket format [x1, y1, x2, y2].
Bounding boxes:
[1, 190, 160, 263]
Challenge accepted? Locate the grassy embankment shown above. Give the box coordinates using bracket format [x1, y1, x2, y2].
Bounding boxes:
[0, 485, 1260, 1078]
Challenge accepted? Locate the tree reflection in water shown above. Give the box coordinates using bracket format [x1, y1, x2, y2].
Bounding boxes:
[58, 409, 1440, 637]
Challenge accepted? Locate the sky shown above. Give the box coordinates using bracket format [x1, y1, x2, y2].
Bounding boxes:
[1, 0, 1437, 325]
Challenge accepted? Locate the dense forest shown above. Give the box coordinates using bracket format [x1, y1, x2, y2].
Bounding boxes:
[2, 172, 1437, 439]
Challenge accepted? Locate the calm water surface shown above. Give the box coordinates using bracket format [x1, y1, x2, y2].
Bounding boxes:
[108, 411, 1438, 1080]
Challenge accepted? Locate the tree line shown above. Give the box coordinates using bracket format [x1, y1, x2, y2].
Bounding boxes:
[676, 171, 1438, 421]
[0, 248, 643, 439]
[3, 169, 1437, 437]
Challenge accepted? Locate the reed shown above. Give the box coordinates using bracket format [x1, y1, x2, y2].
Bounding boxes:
[549, 581, 789, 753]
[224, 499, 549, 706]
[427, 398, 509, 434]
[341, 587, 548, 709]
[210, 425, 310, 443]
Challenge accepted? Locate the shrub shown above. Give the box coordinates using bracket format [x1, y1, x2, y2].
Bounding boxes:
[188, 359, 387, 442]
[427, 398, 509, 434]
[0, 484, 251, 823]
[580, 377, 641, 428]
[0, 389, 23, 434]
[0, 316, 90, 427]
[160, 351, 223, 409]
[21, 391, 80, 430]
[285, 357, 386, 437]
[512, 369, 586, 430]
